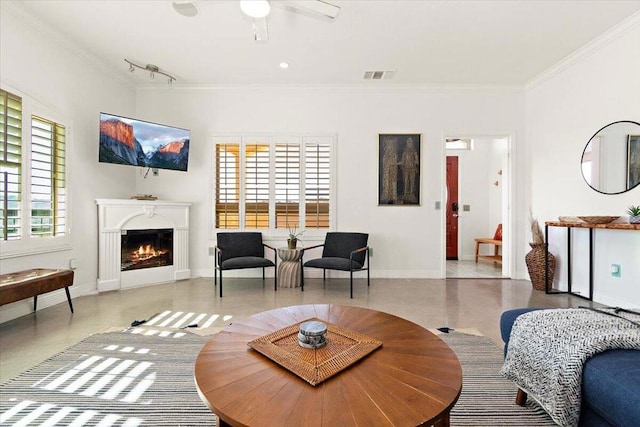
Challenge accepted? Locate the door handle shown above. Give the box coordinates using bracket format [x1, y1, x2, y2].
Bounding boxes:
[453, 214, 458, 217]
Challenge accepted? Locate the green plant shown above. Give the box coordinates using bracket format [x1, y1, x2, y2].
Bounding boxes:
[627, 205, 640, 216]
[287, 226, 303, 240]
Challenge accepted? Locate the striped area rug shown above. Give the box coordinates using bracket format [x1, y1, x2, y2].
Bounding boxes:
[1, 329, 554, 426]
[0, 331, 216, 426]
[443, 332, 555, 426]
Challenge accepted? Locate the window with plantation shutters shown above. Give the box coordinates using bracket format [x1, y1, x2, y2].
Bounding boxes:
[304, 138, 331, 229]
[1, 87, 71, 255]
[214, 135, 334, 235]
[30, 116, 66, 237]
[275, 141, 300, 230]
[215, 143, 240, 228]
[244, 142, 270, 229]
[0, 90, 23, 241]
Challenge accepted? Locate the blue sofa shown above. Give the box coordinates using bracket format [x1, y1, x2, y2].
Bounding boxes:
[500, 308, 640, 427]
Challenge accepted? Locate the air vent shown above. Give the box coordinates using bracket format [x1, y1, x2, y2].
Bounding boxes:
[363, 70, 395, 80]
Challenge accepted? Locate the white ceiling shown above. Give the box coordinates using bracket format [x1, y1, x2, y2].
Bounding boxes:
[10, 0, 640, 87]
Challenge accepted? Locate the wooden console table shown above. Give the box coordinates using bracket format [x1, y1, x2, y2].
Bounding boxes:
[0, 268, 74, 313]
[544, 221, 640, 300]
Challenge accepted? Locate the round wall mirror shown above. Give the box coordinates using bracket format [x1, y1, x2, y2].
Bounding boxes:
[581, 120, 640, 194]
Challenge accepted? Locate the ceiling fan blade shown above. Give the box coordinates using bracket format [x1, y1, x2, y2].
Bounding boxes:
[172, 1, 200, 17]
[282, 0, 340, 19]
[252, 17, 269, 41]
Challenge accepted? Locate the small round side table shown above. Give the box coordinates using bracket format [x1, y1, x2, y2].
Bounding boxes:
[277, 248, 302, 288]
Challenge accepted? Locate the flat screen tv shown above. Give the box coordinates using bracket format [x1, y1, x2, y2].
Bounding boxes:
[99, 112, 190, 172]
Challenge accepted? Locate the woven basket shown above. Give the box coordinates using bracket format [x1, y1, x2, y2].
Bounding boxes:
[525, 243, 555, 291]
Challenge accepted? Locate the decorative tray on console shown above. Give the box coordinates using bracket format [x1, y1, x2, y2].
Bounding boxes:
[577, 216, 619, 224]
[248, 318, 382, 386]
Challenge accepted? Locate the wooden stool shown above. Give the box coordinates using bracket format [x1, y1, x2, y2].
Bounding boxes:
[475, 224, 502, 265]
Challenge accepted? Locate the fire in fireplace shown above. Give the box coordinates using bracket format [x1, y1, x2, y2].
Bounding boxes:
[121, 228, 173, 271]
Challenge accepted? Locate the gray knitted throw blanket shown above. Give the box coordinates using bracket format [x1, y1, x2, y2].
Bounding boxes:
[500, 308, 640, 427]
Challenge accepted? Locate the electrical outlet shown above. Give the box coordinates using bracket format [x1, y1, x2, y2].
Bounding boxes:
[611, 264, 621, 277]
[69, 258, 78, 269]
[208, 247, 215, 256]
[435, 201, 441, 210]
[369, 247, 373, 257]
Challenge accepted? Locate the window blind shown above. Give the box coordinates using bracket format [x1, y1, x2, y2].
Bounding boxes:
[244, 142, 270, 229]
[215, 143, 240, 228]
[304, 140, 331, 228]
[30, 115, 66, 237]
[275, 142, 300, 229]
[0, 89, 23, 241]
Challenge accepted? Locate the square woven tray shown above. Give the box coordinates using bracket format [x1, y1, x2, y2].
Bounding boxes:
[248, 318, 383, 386]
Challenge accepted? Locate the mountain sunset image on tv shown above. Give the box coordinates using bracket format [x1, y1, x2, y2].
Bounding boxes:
[99, 112, 190, 172]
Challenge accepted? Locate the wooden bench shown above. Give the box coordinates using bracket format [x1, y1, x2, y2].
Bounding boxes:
[475, 224, 503, 265]
[0, 268, 74, 313]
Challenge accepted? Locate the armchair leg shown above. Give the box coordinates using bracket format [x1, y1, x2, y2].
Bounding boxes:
[300, 261, 304, 291]
[219, 270, 223, 297]
[516, 388, 527, 406]
[350, 270, 353, 299]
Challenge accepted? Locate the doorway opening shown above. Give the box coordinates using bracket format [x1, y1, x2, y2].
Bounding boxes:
[443, 136, 511, 279]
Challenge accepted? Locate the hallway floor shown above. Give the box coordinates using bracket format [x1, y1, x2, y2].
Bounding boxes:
[0, 277, 594, 383]
[446, 259, 504, 278]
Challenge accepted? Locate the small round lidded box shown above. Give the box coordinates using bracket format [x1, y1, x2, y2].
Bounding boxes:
[298, 320, 327, 349]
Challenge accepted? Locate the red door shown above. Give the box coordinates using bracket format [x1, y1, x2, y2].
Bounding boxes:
[446, 156, 459, 260]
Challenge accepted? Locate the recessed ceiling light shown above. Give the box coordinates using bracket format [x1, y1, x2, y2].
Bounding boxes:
[279, 62, 290, 69]
[240, 0, 271, 18]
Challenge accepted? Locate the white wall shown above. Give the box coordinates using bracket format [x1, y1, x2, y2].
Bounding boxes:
[133, 87, 525, 279]
[525, 14, 640, 308]
[0, 3, 136, 321]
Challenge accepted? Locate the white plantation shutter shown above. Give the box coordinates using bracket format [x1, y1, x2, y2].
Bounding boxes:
[275, 141, 300, 230]
[30, 115, 66, 237]
[244, 141, 270, 229]
[0, 89, 22, 241]
[215, 143, 240, 228]
[214, 135, 334, 232]
[304, 138, 331, 229]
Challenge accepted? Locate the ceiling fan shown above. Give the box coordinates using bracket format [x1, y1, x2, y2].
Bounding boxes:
[172, 0, 341, 41]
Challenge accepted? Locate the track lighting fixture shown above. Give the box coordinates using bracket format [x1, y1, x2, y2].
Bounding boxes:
[124, 59, 176, 84]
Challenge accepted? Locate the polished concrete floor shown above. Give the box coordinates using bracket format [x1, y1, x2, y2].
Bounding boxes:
[446, 259, 504, 278]
[0, 276, 595, 383]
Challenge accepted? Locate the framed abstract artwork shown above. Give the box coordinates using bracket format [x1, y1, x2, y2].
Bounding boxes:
[378, 133, 421, 205]
[628, 134, 640, 190]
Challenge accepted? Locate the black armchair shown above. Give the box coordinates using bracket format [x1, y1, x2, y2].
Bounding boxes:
[214, 232, 277, 297]
[300, 232, 370, 298]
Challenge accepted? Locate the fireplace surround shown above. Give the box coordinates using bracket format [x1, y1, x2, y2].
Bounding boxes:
[96, 199, 190, 292]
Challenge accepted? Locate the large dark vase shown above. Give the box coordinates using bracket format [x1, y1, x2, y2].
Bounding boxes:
[525, 243, 555, 291]
[287, 238, 298, 249]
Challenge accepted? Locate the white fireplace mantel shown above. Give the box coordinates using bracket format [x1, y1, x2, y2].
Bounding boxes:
[96, 199, 191, 292]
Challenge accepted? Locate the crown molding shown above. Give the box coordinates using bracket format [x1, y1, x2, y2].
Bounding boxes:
[135, 82, 524, 95]
[526, 11, 640, 91]
[1, 0, 135, 92]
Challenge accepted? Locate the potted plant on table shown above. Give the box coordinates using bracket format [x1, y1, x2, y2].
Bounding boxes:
[525, 213, 556, 291]
[287, 226, 303, 249]
[627, 205, 640, 224]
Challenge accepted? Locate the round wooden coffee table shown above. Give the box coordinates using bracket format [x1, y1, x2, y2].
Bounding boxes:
[194, 304, 462, 426]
